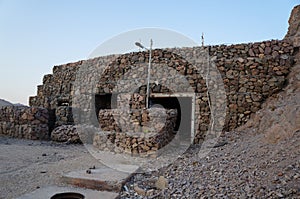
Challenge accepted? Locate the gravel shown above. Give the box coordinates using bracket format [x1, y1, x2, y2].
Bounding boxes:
[120, 129, 300, 199]
[1, 126, 298, 199]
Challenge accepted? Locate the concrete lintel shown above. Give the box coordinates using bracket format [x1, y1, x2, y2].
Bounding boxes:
[150, 92, 195, 98]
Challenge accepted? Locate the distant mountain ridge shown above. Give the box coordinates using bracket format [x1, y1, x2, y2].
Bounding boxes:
[0, 99, 13, 107]
[0, 99, 26, 107]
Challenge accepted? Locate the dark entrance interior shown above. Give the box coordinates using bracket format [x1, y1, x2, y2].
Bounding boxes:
[57, 99, 70, 106]
[51, 192, 84, 199]
[149, 96, 192, 138]
[95, 93, 117, 118]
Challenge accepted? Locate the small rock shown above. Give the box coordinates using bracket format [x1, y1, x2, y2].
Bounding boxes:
[293, 173, 299, 179]
[237, 58, 244, 63]
[134, 184, 146, 196]
[146, 189, 155, 196]
[155, 176, 168, 190]
[213, 141, 228, 148]
[122, 185, 129, 192]
[249, 49, 255, 56]
[86, 169, 91, 174]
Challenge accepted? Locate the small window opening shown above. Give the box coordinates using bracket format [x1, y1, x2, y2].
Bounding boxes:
[58, 100, 69, 106]
[95, 93, 118, 117]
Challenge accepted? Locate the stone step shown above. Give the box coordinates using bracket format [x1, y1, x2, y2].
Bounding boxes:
[61, 165, 133, 192]
[16, 185, 119, 199]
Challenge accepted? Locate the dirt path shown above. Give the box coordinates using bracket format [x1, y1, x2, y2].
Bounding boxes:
[0, 136, 103, 199]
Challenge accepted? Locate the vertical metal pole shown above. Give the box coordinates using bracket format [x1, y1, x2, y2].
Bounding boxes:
[146, 39, 153, 109]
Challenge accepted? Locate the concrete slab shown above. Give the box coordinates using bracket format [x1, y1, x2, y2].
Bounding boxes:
[16, 185, 119, 199]
[61, 165, 133, 192]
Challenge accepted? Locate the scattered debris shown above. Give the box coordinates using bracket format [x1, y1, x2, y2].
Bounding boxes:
[213, 140, 228, 148]
[86, 169, 91, 174]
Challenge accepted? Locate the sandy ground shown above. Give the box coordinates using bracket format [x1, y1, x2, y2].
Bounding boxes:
[0, 136, 104, 199]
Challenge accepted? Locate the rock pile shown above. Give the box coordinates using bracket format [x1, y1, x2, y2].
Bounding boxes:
[0, 106, 49, 140]
[51, 125, 81, 143]
[120, 129, 300, 198]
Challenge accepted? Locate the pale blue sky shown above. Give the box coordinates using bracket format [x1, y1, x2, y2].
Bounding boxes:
[0, 0, 298, 105]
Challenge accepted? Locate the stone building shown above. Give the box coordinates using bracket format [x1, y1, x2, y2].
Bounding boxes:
[1, 5, 299, 157]
[27, 39, 294, 155]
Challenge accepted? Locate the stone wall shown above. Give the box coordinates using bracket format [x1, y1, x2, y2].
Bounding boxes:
[98, 108, 177, 133]
[55, 106, 74, 127]
[94, 108, 178, 156]
[51, 125, 80, 143]
[209, 40, 294, 131]
[29, 38, 294, 144]
[29, 61, 81, 132]
[48, 108, 177, 155]
[0, 106, 49, 140]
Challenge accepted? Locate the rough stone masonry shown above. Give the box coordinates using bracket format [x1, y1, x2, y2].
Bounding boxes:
[29, 40, 293, 141]
[0, 5, 298, 156]
[0, 106, 49, 140]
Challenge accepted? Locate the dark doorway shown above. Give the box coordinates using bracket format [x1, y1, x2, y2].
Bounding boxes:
[95, 94, 117, 117]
